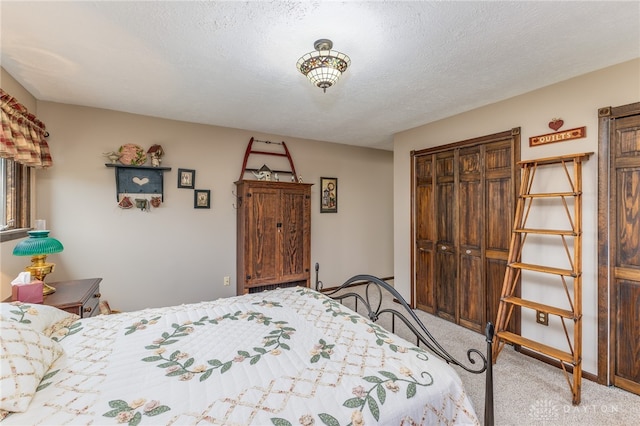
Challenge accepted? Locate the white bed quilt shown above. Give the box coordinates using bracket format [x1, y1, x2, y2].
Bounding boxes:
[3, 287, 479, 425]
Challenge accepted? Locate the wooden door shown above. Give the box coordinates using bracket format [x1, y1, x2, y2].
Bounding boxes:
[244, 185, 279, 287]
[279, 186, 311, 284]
[414, 155, 436, 313]
[435, 151, 457, 322]
[458, 146, 483, 331]
[484, 140, 518, 333]
[600, 105, 640, 395]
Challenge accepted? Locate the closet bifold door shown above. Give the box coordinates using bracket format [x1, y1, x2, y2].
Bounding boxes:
[434, 150, 457, 323]
[414, 154, 436, 314]
[458, 146, 483, 332]
[411, 128, 520, 334]
[484, 140, 518, 334]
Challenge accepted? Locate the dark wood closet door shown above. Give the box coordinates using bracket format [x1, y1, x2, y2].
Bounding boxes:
[435, 151, 457, 322]
[458, 147, 483, 331]
[610, 113, 640, 395]
[484, 140, 517, 332]
[415, 155, 436, 313]
[412, 128, 520, 334]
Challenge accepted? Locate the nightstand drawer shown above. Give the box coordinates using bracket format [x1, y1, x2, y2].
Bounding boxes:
[43, 278, 102, 318]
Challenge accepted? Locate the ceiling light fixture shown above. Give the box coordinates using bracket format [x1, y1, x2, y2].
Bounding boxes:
[296, 39, 351, 93]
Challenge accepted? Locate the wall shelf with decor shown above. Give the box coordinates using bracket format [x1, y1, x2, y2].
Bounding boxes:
[105, 164, 171, 201]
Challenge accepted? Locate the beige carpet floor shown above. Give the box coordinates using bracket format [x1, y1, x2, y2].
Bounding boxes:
[334, 285, 640, 425]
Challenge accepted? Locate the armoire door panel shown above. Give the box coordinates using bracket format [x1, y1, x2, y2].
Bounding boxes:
[246, 188, 279, 284]
[280, 190, 308, 280]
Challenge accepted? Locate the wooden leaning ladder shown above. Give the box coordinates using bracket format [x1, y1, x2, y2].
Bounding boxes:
[493, 152, 592, 405]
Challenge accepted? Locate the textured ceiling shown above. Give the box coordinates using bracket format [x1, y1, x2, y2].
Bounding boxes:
[2, 1, 639, 150]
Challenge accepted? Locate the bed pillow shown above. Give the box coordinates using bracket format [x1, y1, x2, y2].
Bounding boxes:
[0, 320, 64, 412]
[0, 302, 79, 337]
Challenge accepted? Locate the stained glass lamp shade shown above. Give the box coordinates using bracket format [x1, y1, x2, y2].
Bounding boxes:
[297, 39, 351, 93]
[13, 230, 64, 295]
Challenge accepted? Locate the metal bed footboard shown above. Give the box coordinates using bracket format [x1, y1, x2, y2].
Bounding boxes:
[319, 272, 494, 426]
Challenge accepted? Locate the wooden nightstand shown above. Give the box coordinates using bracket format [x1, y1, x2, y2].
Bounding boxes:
[42, 278, 102, 318]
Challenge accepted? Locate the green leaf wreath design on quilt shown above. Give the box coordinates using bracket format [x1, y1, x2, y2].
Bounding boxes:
[310, 339, 335, 363]
[6, 303, 37, 325]
[103, 398, 170, 425]
[51, 321, 83, 342]
[36, 369, 59, 392]
[271, 367, 434, 425]
[142, 310, 295, 381]
[125, 316, 162, 335]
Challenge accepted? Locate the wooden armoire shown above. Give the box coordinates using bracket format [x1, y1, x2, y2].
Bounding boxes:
[235, 180, 312, 295]
[411, 128, 520, 333]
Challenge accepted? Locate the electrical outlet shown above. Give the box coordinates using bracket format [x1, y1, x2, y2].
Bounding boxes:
[224, 276, 230, 286]
[536, 310, 549, 326]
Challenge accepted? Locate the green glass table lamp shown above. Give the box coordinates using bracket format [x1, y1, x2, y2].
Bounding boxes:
[13, 230, 64, 295]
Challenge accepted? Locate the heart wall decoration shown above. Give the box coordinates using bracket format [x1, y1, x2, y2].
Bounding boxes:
[548, 118, 564, 132]
[132, 176, 150, 186]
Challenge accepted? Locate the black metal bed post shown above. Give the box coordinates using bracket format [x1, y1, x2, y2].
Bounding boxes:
[314, 263, 323, 291]
[485, 322, 495, 426]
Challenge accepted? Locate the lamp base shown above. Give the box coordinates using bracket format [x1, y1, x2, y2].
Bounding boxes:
[43, 282, 56, 295]
[25, 255, 57, 295]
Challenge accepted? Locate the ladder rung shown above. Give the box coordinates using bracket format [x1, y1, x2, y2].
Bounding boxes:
[245, 168, 295, 174]
[249, 150, 289, 157]
[501, 296, 576, 319]
[514, 228, 576, 236]
[497, 331, 576, 364]
[509, 262, 576, 277]
[521, 192, 579, 198]
[518, 152, 592, 167]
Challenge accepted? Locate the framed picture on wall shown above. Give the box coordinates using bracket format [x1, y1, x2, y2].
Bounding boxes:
[320, 177, 338, 213]
[178, 168, 195, 189]
[194, 189, 211, 209]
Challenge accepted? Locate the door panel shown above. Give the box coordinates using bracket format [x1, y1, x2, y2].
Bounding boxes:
[459, 252, 483, 331]
[412, 129, 519, 334]
[280, 188, 309, 281]
[459, 148, 483, 330]
[609, 112, 640, 394]
[246, 187, 279, 285]
[415, 155, 435, 312]
[435, 152, 457, 321]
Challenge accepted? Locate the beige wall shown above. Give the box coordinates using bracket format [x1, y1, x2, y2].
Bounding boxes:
[393, 58, 640, 375]
[0, 80, 394, 310]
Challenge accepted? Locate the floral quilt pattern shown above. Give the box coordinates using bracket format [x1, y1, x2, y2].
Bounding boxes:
[1, 287, 479, 425]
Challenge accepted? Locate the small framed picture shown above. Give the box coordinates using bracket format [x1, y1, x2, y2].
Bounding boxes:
[178, 168, 195, 189]
[194, 189, 211, 209]
[320, 177, 338, 213]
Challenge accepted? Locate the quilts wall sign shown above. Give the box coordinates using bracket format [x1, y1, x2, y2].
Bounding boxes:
[529, 118, 586, 147]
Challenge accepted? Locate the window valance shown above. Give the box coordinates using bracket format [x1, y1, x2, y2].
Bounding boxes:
[0, 88, 52, 168]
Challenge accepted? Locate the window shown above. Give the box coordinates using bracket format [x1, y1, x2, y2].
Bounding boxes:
[0, 157, 31, 241]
